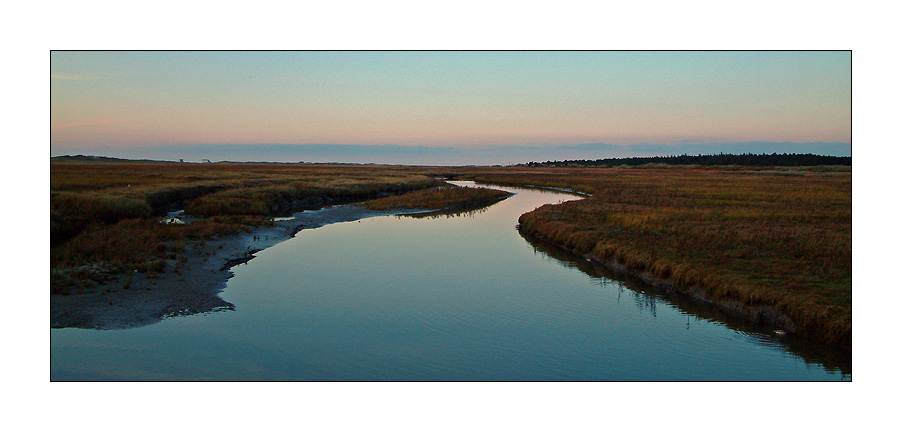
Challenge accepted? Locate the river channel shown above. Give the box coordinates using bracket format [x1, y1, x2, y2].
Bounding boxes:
[51, 182, 851, 380]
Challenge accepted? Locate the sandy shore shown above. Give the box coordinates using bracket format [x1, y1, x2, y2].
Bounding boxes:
[50, 204, 416, 330]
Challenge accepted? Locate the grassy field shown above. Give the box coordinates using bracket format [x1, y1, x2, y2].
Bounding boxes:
[454, 165, 852, 349]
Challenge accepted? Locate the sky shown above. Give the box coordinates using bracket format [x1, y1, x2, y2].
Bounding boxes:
[50, 51, 851, 164]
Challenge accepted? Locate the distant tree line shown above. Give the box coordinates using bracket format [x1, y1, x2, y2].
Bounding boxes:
[51, 155, 150, 163]
[520, 153, 852, 168]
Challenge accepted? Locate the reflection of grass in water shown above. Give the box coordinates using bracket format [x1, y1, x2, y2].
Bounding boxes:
[399, 205, 494, 220]
[362, 184, 511, 212]
[459, 166, 851, 350]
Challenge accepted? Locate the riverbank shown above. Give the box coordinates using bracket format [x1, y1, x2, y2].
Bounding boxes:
[50, 205, 417, 330]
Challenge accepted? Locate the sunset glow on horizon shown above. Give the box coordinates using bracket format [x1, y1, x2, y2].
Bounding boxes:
[51, 51, 851, 161]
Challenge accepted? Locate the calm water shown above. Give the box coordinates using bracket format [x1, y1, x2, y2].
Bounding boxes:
[51, 182, 851, 381]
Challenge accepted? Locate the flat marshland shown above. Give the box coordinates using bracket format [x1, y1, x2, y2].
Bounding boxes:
[50, 159, 851, 351]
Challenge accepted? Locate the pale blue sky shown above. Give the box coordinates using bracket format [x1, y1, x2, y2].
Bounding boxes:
[51, 51, 851, 161]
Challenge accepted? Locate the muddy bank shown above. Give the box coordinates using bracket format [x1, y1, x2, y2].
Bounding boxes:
[50, 205, 420, 330]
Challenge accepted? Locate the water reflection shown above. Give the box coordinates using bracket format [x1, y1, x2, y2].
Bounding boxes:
[398, 205, 492, 220]
[395, 196, 513, 220]
[520, 231, 852, 377]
